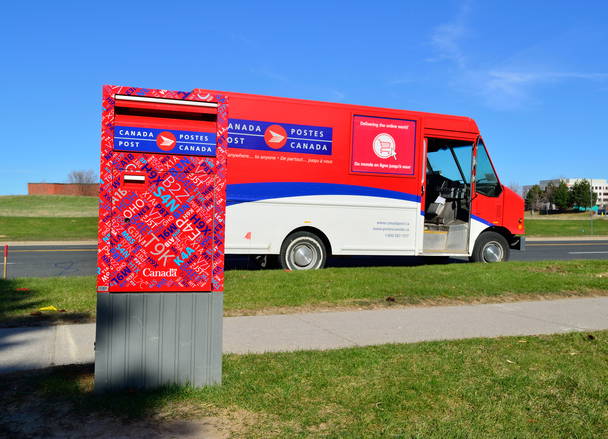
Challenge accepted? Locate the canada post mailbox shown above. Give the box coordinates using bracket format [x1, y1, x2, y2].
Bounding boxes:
[95, 85, 228, 391]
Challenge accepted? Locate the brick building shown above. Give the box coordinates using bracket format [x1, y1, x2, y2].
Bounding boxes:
[28, 183, 99, 197]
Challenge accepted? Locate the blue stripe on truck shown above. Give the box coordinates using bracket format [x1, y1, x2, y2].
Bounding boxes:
[226, 182, 420, 206]
[470, 214, 494, 226]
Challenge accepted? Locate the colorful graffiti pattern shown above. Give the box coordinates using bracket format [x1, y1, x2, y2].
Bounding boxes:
[97, 85, 228, 293]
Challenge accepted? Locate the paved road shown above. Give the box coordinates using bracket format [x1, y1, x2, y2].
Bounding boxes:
[2, 239, 608, 278]
[515, 239, 608, 261]
[3, 245, 97, 278]
[1, 296, 606, 374]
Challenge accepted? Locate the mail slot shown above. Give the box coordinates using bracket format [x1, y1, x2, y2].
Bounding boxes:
[97, 86, 229, 293]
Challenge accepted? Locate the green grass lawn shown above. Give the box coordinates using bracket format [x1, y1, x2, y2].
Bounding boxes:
[0, 195, 98, 217]
[526, 218, 608, 236]
[0, 217, 98, 241]
[2, 196, 608, 241]
[2, 260, 607, 326]
[0, 195, 98, 241]
[2, 331, 606, 438]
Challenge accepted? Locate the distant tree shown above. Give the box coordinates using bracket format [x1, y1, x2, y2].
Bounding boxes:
[569, 179, 597, 209]
[553, 180, 570, 211]
[67, 169, 98, 196]
[542, 182, 556, 210]
[508, 182, 522, 196]
[525, 185, 543, 213]
[68, 169, 97, 184]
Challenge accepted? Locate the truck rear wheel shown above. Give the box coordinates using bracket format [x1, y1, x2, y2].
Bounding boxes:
[470, 231, 510, 263]
[280, 231, 327, 270]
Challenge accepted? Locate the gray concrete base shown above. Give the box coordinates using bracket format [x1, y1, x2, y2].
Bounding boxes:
[95, 292, 222, 392]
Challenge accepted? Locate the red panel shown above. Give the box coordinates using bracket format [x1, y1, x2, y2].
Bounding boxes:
[351, 116, 416, 176]
[108, 167, 214, 292]
[472, 192, 503, 227]
[97, 86, 228, 293]
[502, 187, 525, 234]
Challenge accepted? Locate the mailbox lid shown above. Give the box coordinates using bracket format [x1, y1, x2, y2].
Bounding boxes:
[112, 95, 219, 164]
[107, 168, 216, 292]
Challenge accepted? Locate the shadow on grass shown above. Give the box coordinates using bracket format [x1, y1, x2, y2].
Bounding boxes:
[0, 279, 92, 328]
[36, 364, 183, 418]
[0, 364, 209, 438]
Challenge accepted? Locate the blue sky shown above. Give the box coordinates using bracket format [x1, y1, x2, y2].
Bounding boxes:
[1, 0, 607, 195]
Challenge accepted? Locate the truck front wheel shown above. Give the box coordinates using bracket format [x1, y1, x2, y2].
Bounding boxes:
[470, 231, 510, 263]
[280, 231, 327, 270]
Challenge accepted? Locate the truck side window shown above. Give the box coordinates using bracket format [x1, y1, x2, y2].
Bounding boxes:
[475, 140, 501, 197]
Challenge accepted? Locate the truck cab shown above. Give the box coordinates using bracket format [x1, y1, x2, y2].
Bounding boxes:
[422, 133, 525, 262]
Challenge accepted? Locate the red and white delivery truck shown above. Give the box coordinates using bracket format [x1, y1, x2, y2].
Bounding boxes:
[218, 91, 524, 269]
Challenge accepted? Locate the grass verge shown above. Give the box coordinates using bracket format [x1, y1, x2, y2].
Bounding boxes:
[1, 331, 606, 438]
[1, 260, 607, 326]
[0, 195, 98, 217]
[525, 211, 596, 220]
[526, 218, 608, 236]
[0, 217, 97, 241]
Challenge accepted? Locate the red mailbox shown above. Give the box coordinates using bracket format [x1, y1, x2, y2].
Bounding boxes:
[95, 85, 228, 392]
[97, 86, 228, 293]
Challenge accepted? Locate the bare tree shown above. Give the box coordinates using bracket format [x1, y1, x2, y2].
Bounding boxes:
[508, 182, 522, 196]
[68, 169, 97, 184]
[67, 169, 98, 195]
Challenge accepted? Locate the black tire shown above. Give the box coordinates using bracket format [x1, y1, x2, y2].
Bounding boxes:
[470, 231, 510, 263]
[280, 231, 327, 270]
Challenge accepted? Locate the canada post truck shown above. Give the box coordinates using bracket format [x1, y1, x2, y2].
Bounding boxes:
[219, 91, 524, 269]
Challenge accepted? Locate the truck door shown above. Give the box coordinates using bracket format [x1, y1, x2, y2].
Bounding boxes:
[470, 137, 503, 230]
[422, 138, 473, 254]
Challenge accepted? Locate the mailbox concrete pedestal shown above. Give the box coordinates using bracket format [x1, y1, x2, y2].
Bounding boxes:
[95, 292, 222, 392]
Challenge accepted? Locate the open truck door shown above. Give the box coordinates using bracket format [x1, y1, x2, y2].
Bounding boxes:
[422, 137, 474, 256]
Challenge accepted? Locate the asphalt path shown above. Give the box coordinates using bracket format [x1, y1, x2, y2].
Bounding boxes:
[3, 239, 608, 278]
[2, 296, 608, 373]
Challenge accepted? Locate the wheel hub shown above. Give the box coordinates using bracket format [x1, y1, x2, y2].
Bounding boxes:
[482, 242, 502, 262]
[293, 244, 314, 267]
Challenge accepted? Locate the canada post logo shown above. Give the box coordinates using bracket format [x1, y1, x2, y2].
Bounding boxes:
[157, 131, 177, 151]
[228, 119, 332, 155]
[113, 126, 216, 157]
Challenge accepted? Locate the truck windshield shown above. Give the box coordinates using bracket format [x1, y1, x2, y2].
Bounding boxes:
[475, 139, 501, 197]
[427, 139, 472, 185]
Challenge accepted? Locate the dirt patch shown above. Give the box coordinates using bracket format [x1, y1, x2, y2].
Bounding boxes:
[0, 402, 227, 439]
[525, 265, 568, 274]
[0, 366, 278, 439]
[155, 403, 271, 438]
